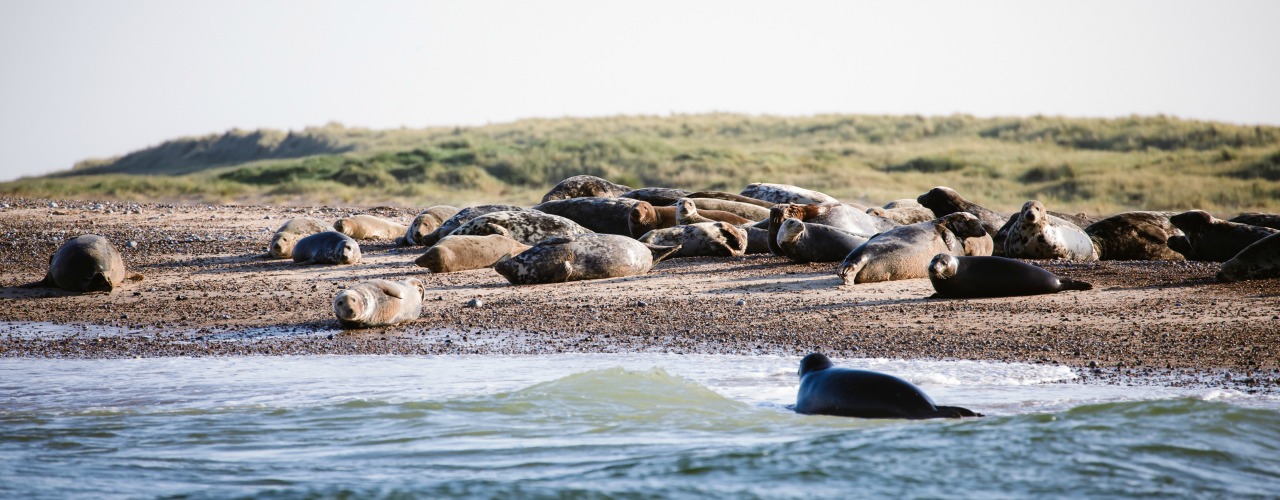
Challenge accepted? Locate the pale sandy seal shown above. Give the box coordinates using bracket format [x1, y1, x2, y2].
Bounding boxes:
[420, 204, 528, 246]
[883, 199, 924, 210]
[639, 222, 748, 258]
[415, 234, 531, 273]
[266, 217, 335, 259]
[333, 278, 425, 328]
[1228, 212, 1280, 230]
[1169, 210, 1279, 262]
[684, 198, 770, 220]
[866, 205, 936, 225]
[928, 254, 1093, 298]
[675, 198, 753, 226]
[916, 186, 1007, 238]
[619, 187, 694, 206]
[1003, 201, 1098, 261]
[1084, 211, 1186, 261]
[767, 203, 887, 255]
[293, 231, 362, 264]
[334, 214, 408, 241]
[836, 213, 983, 284]
[685, 191, 775, 208]
[796, 353, 980, 419]
[539, 175, 632, 203]
[1217, 232, 1280, 282]
[776, 218, 871, 263]
[402, 206, 460, 245]
[494, 233, 681, 284]
[533, 197, 653, 236]
[449, 210, 592, 245]
[740, 182, 839, 205]
[26, 234, 138, 293]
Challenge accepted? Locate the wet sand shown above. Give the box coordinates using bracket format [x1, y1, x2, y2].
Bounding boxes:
[2, 197, 1277, 393]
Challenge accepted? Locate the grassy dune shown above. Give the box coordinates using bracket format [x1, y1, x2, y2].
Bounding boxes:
[5, 114, 1280, 215]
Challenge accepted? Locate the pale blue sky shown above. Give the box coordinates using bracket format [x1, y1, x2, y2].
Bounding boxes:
[2, 0, 1278, 181]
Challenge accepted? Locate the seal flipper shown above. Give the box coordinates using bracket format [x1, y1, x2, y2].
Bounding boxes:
[915, 405, 983, 419]
[1058, 278, 1092, 292]
[373, 281, 406, 299]
[19, 273, 54, 289]
[645, 244, 682, 265]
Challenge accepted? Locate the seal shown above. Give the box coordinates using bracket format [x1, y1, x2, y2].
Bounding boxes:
[1228, 212, 1280, 230]
[683, 198, 770, 221]
[916, 186, 1007, 238]
[448, 210, 593, 245]
[494, 233, 681, 284]
[533, 197, 654, 236]
[1084, 211, 1186, 260]
[266, 217, 335, 258]
[619, 187, 695, 206]
[420, 204, 528, 246]
[836, 213, 985, 284]
[629, 203, 675, 238]
[1217, 232, 1280, 282]
[740, 182, 838, 205]
[334, 214, 408, 241]
[866, 205, 935, 225]
[795, 353, 980, 419]
[292, 231, 362, 265]
[928, 254, 1093, 298]
[415, 234, 531, 273]
[1169, 210, 1279, 262]
[402, 206, 460, 246]
[638, 222, 748, 258]
[882, 199, 923, 210]
[767, 203, 889, 256]
[994, 209, 1096, 255]
[539, 175, 632, 203]
[776, 218, 870, 263]
[333, 278, 425, 328]
[674, 198, 753, 226]
[685, 191, 775, 208]
[1003, 201, 1098, 261]
[26, 234, 136, 293]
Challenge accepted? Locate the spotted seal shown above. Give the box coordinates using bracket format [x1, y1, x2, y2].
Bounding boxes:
[638, 222, 748, 258]
[1084, 211, 1185, 260]
[1003, 201, 1098, 261]
[26, 234, 137, 292]
[534, 197, 654, 236]
[928, 254, 1093, 298]
[1169, 210, 1278, 262]
[402, 206, 461, 245]
[776, 218, 871, 263]
[539, 175, 632, 203]
[449, 210, 592, 245]
[836, 213, 985, 284]
[334, 214, 408, 241]
[494, 233, 681, 284]
[796, 353, 980, 419]
[415, 234, 530, 273]
[1217, 232, 1280, 282]
[266, 217, 336, 258]
[420, 205, 529, 246]
[333, 278, 425, 328]
[293, 231, 361, 265]
[740, 182, 839, 205]
[767, 203, 889, 255]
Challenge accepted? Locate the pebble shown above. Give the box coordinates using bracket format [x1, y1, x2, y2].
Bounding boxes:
[466, 298, 483, 308]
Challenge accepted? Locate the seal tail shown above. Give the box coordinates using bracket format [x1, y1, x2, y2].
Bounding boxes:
[647, 244, 682, 265]
[19, 273, 54, 289]
[835, 251, 865, 285]
[1059, 278, 1092, 291]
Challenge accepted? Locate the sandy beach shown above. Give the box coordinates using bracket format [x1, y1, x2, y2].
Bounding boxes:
[2, 197, 1277, 393]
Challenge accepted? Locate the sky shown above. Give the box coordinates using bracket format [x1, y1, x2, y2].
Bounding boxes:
[2, 0, 1278, 181]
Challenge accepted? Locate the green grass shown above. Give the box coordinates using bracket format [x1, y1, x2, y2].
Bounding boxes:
[5, 113, 1280, 216]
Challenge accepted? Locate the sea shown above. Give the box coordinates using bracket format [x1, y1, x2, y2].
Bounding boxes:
[2, 353, 1278, 499]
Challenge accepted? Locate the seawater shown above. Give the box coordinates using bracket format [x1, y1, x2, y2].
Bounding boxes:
[2, 354, 1278, 499]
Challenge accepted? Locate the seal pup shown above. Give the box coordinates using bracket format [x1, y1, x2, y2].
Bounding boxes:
[795, 353, 980, 419]
[916, 186, 1007, 238]
[1169, 210, 1279, 262]
[539, 175, 632, 203]
[534, 197, 654, 236]
[1228, 212, 1280, 231]
[26, 234, 136, 293]
[449, 210, 592, 245]
[293, 231, 362, 265]
[620, 187, 695, 206]
[767, 203, 888, 256]
[494, 233, 681, 284]
[836, 213, 985, 284]
[333, 278, 425, 328]
[740, 182, 838, 205]
[928, 254, 1092, 298]
[776, 218, 870, 263]
[1003, 201, 1098, 261]
[1217, 232, 1280, 282]
[420, 204, 528, 246]
[334, 214, 408, 241]
[415, 234, 530, 273]
[402, 206, 460, 245]
[266, 217, 335, 258]
[639, 222, 748, 258]
[1084, 211, 1185, 261]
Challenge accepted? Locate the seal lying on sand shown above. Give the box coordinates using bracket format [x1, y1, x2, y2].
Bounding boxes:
[494, 234, 681, 284]
[685, 191, 775, 209]
[334, 214, 408, 241]
[1217, 232, 1280, 282]
[675, 198, 753, 226]
[415, 234, 530, 273]
[928, 254, 1092, 298]
[26, 234, 138, 293]
[1169, 210, 1279, 262]
[402, 206, 460, 246]
[740, 182, 839, 205]
[1003, 201, 1098, 261]
[534, 197, 654, 236]
[1228, 212, 1280, 230]
[540, 175, 632, 203]
[333, 278, 425, 328]
[917, 186, 1007, 238]
[776, 218, 870, 263]
[795, 353, 981, 419]
[293, 231, 361, 265]
[449, 210, 592, 245]
[683, 198, 770, 220]
[619, 187, 695, 206]
[767, 203, 887, 255]
[1084, 211, 1185, 261]
[866, 205, 935, 225]
[639, 222, 748, 258]
[419, 205, 528, 246]
[267, 218, 335, 258]
[836, 213, 985, 284]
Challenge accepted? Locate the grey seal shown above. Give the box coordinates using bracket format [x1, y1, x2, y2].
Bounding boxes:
[796, 353, 980, 419]
[619, 187, 695, 206]
[494, 233, 681, 284]
[916, 186, 1007, 238]
[293, 231, 362, 264]
[539, 175, 632, 203]
[1217, 232, 1280, 282]
[836, 213, 986, 284]
[928, 254, 1093, 298]
[639, 222, 748, 258]
[1228, 212, 1280, 230]
[402, 206, 460, 245]
[334, 214, 408, 241]
[1084, 211, 1185, 260]
[767, 203, 890, 256]
[415, 234, 530, 273]
[267, 217, 335, 258]
[740, 182, 839, 205]
[419, 204, 528, 246]
[1003, 201, 1098, 261]
[449, 210, 592, 245]
[27, 234, 137, 293]
[333, 278, 425, 328]
[776, 218, 871, 263]
[533, 197, 654, 236]
[1170, 210, 1279, 262]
